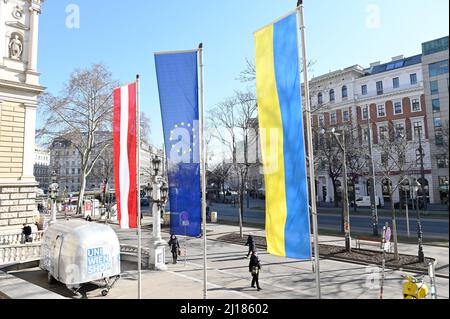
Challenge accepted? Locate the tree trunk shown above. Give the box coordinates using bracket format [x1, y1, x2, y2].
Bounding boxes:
[77, 173, 87, 215]
[238, 189, 243, 239]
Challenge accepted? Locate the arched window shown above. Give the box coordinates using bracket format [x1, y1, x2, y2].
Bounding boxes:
[342, 86, 348, 98]
[318, 93, 323, 105]
[329, 89, 335, 102]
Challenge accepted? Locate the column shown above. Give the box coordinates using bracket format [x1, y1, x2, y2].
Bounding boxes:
[21, 104, 37, 182]
[27, 1, 41, 72]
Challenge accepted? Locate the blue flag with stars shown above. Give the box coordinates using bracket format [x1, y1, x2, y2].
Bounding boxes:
[155, 50, 201, 237]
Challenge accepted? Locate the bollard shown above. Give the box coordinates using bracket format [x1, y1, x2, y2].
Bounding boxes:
[428, 262, 437, 299]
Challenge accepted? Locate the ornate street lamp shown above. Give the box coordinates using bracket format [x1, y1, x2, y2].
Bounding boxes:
[49, 171, 59, 224]
[413, 180, 425, 263]
[152, 156, 162, 177]
[149, 155, 168, 271]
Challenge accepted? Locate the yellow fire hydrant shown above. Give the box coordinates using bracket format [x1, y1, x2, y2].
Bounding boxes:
[403, 276, 429, 299]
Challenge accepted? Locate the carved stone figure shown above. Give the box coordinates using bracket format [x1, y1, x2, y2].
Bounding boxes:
[9, 35, 23, 60]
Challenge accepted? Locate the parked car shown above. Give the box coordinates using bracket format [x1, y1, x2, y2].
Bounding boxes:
[353, 196, 382, 208]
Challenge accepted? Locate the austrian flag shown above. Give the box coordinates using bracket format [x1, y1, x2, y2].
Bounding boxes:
[113, 83, 138, 229]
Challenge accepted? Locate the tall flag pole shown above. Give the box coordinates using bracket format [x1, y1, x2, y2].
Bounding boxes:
[136, 74, 142, 300]
[155, 46, 206, 298]
[113, 80, 140, 297]
[198, 43, 208, 300]
[254, 0, 321, 299]
[297, 0, 322, 299]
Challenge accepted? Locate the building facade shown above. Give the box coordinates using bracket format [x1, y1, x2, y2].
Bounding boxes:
[34, 146, 50, 191]
[49, 136, 163, 195]
[421, 36, 449, 204]
[0, 0, 45, 233]
[310, 53, 436, 205]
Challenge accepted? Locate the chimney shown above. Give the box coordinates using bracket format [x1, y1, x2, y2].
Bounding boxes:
[392, 55, 404, 61]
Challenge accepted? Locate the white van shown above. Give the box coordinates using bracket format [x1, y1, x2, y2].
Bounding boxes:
[355, 196, 382, 208]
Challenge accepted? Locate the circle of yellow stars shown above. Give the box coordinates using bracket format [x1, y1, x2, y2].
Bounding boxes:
[169, 122, 197, 156]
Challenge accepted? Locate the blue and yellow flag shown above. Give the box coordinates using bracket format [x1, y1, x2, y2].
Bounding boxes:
[255, 13, 312, 259]
[155, 51, 201, 237]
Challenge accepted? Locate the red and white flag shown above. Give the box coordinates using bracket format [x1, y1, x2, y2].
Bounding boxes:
[113, 83, 137, 229]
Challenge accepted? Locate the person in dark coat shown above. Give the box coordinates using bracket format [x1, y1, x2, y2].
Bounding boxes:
[168, 234, 180, 264]
[249, 251, 262, 291]
[22, 224, 33, 243]
[245, 234, 256, 258]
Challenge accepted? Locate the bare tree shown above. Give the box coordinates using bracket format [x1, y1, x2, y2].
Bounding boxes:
[38, 64, 119, 214]
[375, 123, 416, 260]
[346, 125, 370, 212]
[208, 89, 258, 238]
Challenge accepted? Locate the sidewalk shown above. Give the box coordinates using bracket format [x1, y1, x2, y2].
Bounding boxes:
[2, 219, 448, 299]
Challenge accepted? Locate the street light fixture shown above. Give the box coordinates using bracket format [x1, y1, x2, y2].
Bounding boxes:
[413, 180, 425, 263]
[152, 157, 162, 177]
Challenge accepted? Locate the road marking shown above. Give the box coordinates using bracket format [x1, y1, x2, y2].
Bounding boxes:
[167, 269, 257, 299]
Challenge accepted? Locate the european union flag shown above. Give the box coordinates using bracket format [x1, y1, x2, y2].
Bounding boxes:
[155, 50, 201, 237]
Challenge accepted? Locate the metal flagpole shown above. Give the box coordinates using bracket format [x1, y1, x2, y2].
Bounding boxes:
[136, 74, 142, 300]
[198, 43, 208, 300]
[297, 0, 321, 299]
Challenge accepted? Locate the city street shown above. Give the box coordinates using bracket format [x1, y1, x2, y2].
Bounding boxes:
[211, 202, 450, 240]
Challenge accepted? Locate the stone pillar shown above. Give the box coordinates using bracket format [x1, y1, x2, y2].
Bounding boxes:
[21, 104, 37, 181]
[27, 2, 41, 72]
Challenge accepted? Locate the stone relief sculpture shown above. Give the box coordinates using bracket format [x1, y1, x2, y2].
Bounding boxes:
[9, 34, 23, 60]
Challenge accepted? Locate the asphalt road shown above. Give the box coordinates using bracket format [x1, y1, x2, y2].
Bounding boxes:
[213, 204, 449, 240]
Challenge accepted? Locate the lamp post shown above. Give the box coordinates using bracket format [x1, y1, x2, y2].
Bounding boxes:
[366, 104, 379, 237]
[413, 180, 425, 263]
[149, 156, 168, 271]
[416, 127, 428, 210]
[322, 128, 351, 251]
[49, 171, 59, 225]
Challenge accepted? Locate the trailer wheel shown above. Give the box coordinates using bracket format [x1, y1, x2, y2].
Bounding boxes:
[101, 289, 109, 297]
[47, 273, 55, 285]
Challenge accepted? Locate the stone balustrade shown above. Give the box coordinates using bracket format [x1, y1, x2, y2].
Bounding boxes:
[0, 231, 44, 246]
[0, 244, 42, 266]
[120, 245, 151, 268]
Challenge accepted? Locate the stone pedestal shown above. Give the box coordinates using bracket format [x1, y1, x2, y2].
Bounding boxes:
[149, 239, 167, 271]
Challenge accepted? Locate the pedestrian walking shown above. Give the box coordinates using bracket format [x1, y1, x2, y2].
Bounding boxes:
[245, 234, 256, 258]
[249, 251, 262, 291]
[22, 224, 33, 243]
[168, 234, 181, 264]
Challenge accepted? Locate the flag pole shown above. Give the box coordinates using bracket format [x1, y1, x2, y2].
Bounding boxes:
[296, 0, 321, 299]
[136, 74, 142, 300]
[198, 42, 208, 300]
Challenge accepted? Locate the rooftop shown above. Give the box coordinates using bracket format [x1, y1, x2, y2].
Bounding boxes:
[365, 54, 422, 76]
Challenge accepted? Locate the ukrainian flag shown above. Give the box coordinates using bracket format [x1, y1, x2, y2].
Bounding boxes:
[255, 13, 312, 259]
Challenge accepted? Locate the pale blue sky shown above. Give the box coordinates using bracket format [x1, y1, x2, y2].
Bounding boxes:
[37, 0, 449, 146]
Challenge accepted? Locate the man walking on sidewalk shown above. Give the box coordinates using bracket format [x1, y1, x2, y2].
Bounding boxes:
[249, 251, 262, 291]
